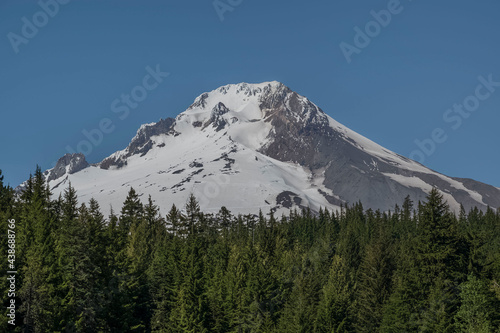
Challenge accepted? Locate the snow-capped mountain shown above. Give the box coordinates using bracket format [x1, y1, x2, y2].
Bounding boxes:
[38, 81, 500, 216]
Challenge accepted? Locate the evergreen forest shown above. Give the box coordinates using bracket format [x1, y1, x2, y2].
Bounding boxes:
[1, 167, 500, 332]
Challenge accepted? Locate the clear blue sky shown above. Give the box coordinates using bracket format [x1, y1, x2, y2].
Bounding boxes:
[1, 0, 499, 188]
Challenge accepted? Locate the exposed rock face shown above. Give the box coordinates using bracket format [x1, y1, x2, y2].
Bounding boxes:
[276, 191, 302, 209]
[47, 153, 89, 182]
[203, 102, 230, 132]
[189, 92, 209, 109]
[100, 118, 175, 170]
[256, 83, 500, 212]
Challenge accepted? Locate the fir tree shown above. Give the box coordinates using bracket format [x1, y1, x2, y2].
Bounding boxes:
[149, 231, 176, 332]
[454, 274, 499, 332]
[355, 214, 394, 333]
[315, 254, 353, 333]
[169, 234, 209, 332]
[166, 203, 183, 236]
[18, 166, 56, 332]
[279, 255, 320, 332]
[125, 196, 161, 331]
[185, 193, 201, 235]
[54, 184, 96, 332]
[120, 187, 144, 240]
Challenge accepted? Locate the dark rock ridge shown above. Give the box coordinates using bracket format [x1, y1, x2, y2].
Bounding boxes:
[189, 92, 209, 109]
[256, 84, 500, 212]
[100, 118, 175, 169]
[202, 102, 230, 132]
[46, 153, 89, 182]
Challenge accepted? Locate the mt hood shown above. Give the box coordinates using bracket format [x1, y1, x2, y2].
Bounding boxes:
[39, 82, 500, 215]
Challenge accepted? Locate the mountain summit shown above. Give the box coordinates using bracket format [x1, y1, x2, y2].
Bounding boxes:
[40, 82, 500, 215]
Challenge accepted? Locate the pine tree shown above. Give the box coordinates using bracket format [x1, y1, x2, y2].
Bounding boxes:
[71, 203, 105, 332]
[149, 231, 176, 332]
[119, 187, 143, 242]
[54, 184, 97, 332]
[223, 244, 251, 331]
[144, 195, 166, 248]
[169, 233, 209, 332]
[454, 274, 499, 333]
[244, 244, 280, 332]
[166, 203, 183, 236]
[279, 255, 320, 332]
[217, 206, 232, 231]
[204, 232, 231, 332]
[382, 188, 470, 332]
[125, 195, 161, 331]
[0, 170, 11, 330]
[315, 254, 352, 333]
[18, 166, 57, 332]
[400, 194, 415, 237]
[0, 169, 14, 215]
[103, 209, 132, 331]
[354, 214, 394, 333]
[186, 193, 201, 235]
[417, 189, 468, 324]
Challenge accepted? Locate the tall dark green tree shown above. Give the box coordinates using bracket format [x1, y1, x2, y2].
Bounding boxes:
[0, 170, 15, 329]
[148, 231, 177, 332]
[169, 235, 210, 332]
[382, 188, 470, 332]
[279, 255, 320, 332]
[103, 209, 133, 331]
[18, 166, 57, 332]
[125, 195, 162, 331]
[166, 203, 183, 236]
[355, 213, 394, 333]
[315, 254, 352, 333]
[186, 193, 201, 235]
[0, 169, 14, 214]
[223, 244, 252, 331]
[54, 184, 96, 332]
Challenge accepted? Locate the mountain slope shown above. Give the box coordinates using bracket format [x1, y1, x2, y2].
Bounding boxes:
[37, 82, 500, 216]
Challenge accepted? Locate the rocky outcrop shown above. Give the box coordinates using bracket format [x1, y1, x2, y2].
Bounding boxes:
[47, 153, 89, 182]
[100, 118, 175, 170]
[203, 102, 230, 132]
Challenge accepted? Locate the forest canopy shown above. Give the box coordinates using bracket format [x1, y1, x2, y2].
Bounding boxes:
[1, 167, 500, 332]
